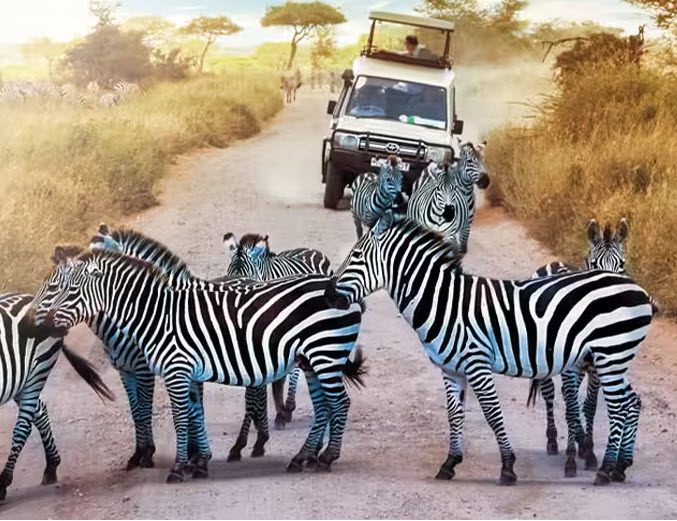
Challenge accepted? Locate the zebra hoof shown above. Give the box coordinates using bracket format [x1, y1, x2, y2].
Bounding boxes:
[546, 439, 558, 456]
[166, 465, 184, 484]
[584, 452, 598, 471]
[251, 446, 265, 458]
[226, 450, 242, 463]
[41, 466, 58, 486]
[139, 446, 156, 468]
[610, 468, 626, 483]
[314, 459, 332, 472]
[0, 486, 6, 502]
[192, 458, 209, 479]
[498, 470, 517, 486]
[286, 459, 304, 473]
[594, 470, 611, 486]
[564, 457, 577, 478]
[435, 467, 455, 480]
[126, 450, 143, 470]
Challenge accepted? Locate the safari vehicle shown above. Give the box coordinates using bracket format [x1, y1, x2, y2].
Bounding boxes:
[321, 11, 464, 209]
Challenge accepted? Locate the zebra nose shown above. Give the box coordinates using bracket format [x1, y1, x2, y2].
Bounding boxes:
[477, 172, 490, 189]
[442, 204, 456, 222]
[44, 309, 57, 328]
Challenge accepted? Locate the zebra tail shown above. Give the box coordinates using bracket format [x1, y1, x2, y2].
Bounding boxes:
[344, 346, 367, 389]
[650, 296, 661, 316]
[527, 379, 541, 408]
[62, 345, 116, 402]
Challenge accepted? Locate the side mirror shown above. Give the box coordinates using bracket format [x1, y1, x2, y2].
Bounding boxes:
[341, 68, 354, 82]
[327, 100, 337, 115]
[452, 118, 464, 135]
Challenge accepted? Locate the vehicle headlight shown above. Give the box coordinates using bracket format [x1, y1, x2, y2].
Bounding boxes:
[334, 132, 360, 150]
[425, 146, 448, 164]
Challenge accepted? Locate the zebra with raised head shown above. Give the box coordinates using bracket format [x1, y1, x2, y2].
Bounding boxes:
[0, 292, 114, 501]
[29, 244, 364, 483]
[350, 155, 404, 239]
[324, 211, 653, 486]
[407, 142, 489, 254]
[529, 217, 629, 476]
[222, 232, 333, 432]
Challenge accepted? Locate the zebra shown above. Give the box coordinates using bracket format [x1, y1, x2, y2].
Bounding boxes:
[29, 245, 365, 483]
[350, 155, 404, 239]
[407, 142, 489, 254]
[0, 292, 114, 501]
[222, 232, 333, 440]
[113, 81, 141, 100]
[99, 92, 120, 108]
[529, 217, 629, 476]
[57, 83, 87, 107]
[280, 75, 299, 103]
[324, 210, 653, 486]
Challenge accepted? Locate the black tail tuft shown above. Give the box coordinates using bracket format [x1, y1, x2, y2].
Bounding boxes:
[62, 345, 116, 402]
[650, 296, 661, 316]
[344, 346, 367, 389]
[527, 379, 541, 408]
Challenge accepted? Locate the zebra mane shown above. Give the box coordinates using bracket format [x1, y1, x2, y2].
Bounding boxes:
[109, 228, 192, 277]
[394, 217, 464, 272]
[77, 249, 176, 286]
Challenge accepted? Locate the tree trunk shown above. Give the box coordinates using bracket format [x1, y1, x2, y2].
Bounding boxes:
[286, 37, 298, 70]
[199, 37, 214, 73]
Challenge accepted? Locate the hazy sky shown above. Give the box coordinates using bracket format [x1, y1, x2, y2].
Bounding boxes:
[0, 0, 655, 47]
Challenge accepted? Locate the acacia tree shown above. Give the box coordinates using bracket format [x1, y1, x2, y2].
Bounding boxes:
[310, 27, 335, 70]
[21, 38, 68, 80]
[624, 0, 677, 28]
[181, 16, 242, 72]
[261, 1, 345, 69]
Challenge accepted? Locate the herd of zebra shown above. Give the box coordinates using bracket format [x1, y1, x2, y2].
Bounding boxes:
[0, 140, 657, 502]
[0, 80, 141, 108]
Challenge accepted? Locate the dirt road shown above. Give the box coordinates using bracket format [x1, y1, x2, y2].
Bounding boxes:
[2, 86, 677, 519]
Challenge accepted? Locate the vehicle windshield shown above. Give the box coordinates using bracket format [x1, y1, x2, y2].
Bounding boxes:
[345, 76, 447, 130]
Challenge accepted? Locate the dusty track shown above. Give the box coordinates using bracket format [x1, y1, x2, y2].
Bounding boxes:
[1, 88, 677, 519]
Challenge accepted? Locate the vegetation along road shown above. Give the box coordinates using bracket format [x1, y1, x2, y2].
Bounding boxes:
[1, 88, 676, 519]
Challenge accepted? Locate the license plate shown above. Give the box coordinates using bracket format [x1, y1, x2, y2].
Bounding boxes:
[371, 157, 410, 171]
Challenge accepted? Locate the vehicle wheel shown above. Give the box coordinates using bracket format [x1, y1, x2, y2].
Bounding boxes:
[323, 163, 346, 209]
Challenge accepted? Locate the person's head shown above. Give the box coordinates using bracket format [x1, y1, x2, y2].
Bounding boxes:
[405, 35, 418, 54]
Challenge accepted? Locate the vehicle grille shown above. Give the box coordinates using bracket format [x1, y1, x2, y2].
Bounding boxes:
[357, 134, 427, 160]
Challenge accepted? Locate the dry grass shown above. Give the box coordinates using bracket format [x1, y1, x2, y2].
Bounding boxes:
[0, 72, 282, 291]
[486, 64, 677, 313]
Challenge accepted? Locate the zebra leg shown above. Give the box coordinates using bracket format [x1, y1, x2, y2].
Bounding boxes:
[611, 385, 641, 483]
[187, 382, 211, 479]
[164, 371, 194, 483]
[120, 369, 157, 470]
[540, 377, 558, 455]
[594, 373, 632, 486]
[316, 382, 350, 472]
[272, 378, 291, 429]
[249, 386, 271, 458]
[285, 368, 301, 415]
[33, 400, 60, 486]
[561, 369, 585, 478]
[287, 370, 330, 472]
[436, 372, 467, 480]
[579, 369, 600, 471]
[466, 367, 517, 485]
[0, 391, 42, 500]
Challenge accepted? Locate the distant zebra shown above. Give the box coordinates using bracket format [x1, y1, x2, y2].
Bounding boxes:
[350, 155, 404, 239]
[113, 81, 140, 100]
[325, 211, 653, 486]
[407, 142, 489, 254]
[31, 242, 364, 482]
[57, 83, 87, 107]
[281, 75, 299, 103]
[529, 217, 629, 476]
[99, 91, 120, 108]
[222, 232, 333, 446]
[0, 292, 113, 501]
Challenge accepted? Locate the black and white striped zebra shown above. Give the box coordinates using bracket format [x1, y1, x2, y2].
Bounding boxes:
[529, 217, 629, 476]
[407, 142, 489, 254]
[350, 155, 404, 239]
[0, 292, 113, 500]
[29, 244, 364, 483]
[57, 83, 88, 107]
[223, 232, 333, 434]
[325, 211, 653, 486]
[113, 81, 141, 101]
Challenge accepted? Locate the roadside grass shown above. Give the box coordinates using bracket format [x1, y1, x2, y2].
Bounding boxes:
[486, 65, 677, 313]
[0, 72, 283, 291]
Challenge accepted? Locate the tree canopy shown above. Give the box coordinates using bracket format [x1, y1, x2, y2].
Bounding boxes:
[624, 0, 677, 28]
[261, 1, 345, 68]
[181, 16, 242, 72]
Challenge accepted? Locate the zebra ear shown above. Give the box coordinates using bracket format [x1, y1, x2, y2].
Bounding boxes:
[586, 219, 601, 245]
[98, 223, 110, 236]
[616, 218, 629, 243]
[223, 233, 238, 256]
[85, 263, 103, 278]
[52, 246, 68, 265]
[250, 238, 268, 260]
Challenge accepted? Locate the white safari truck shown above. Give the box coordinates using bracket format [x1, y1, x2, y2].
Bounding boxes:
[321, 11, 463, 208]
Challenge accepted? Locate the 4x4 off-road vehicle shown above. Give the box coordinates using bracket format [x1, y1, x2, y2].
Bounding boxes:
[321, 11, 463, 208]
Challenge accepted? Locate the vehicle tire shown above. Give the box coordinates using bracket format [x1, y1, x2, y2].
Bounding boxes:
[323, 163, 346, 209]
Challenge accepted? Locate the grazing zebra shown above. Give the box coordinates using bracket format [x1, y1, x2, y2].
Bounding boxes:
[350, 155, 404, 239]
[29, 244, 364, 483]
[529, 217, 629, 476]
[407, 142, 489, 254]
[0, 292, 114, 501]
[222, 232, 333, 440]
[113, 81, 141, 100]
[324, 211, 653, 486]
[99, 92, 120, 108]
[57, 83, 87, 107]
